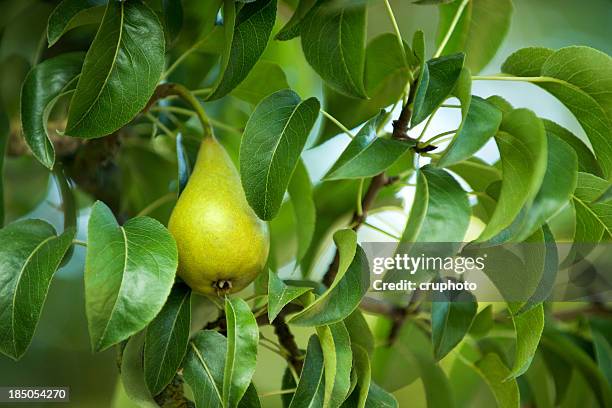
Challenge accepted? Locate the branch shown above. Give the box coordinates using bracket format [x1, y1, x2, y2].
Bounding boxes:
[271, 316, 304, 374]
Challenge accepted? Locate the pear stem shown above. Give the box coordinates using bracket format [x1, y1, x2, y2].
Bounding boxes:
[169, 83, 214, 138]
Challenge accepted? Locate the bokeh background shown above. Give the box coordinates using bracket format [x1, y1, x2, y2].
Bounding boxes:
[0, 0, 610, 406]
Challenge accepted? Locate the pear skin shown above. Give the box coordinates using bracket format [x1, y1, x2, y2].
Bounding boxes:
[168, 137, 269, 295]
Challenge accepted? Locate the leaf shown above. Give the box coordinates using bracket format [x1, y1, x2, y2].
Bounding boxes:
[411, 53, 464, 126]
[519, 225, 559, 311]
[469, 305, 493, 338]
[268, 270, 311, 322]
[232, 61, 290, 106]
[502, 46, 612, 178]
[0, 220, 74, 360]
[144, 283, 192, 396]
[20, 52, 83, 169]
[85, 201, 177, 352]
[507, 303, 544, 378]
[224, 297, 259, 408]
[364, 382, 398, 408]
[436, 0, 513, 73]
[300, 1, 367, 98]
[275, 0, 316, 41]
[573, 172, 612, 240]
[431, 287, 477, 360]
[47, 0, 106, 47]
[344, 309, 374, 356]
[65, 1, 165, 138]
[477, 109, 547, 242]
[0, 111, 8, 226]
[414, 0, 455, 4]
[183, 331, 225, 408]
[474, 353, 520, 408]
[239, 384, 262, 408]
[341, 343, 371, 408]
[325, 111, 415, 180]
[401, 165, 470, 242]
[290, 230, 370, 326]
[288, 335, 325, 408]
[288, 160, 316, 261]
[317, 33, 414, 144]
[240, 89, 320, 220]
[206, 0, 277, 101]
[437, 70, 502, 167]
[317, 323, 353, 408]
[162, 0, 183, 44]
[120, 332, 159, 408]
[590, 319, 612, 385]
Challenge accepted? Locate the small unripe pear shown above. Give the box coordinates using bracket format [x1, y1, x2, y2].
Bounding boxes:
[168, 137, 269, 295]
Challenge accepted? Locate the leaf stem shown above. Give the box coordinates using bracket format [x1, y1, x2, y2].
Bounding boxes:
[151, 106, 243, 135]
[170, 84, 213, 138]
[136, 193, 176, 217]
[356, 178, 365, 217]
[162, 31, 216, 79]
[72, 240, 88, 247]
[320, 109, 354, 139]
[363, 222, 400, 240]
[145, 113, 175, 138]
[383, 0, 409, 68]
[259, 389, 297, 398]
[434, 0, 469, 58]
[424, 129, 457, 145]
[416, 108, 439, 142]
[472, 74, 566, 85]
[440, 104, 461, 109]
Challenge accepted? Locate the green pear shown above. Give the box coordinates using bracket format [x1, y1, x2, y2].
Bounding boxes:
[168, 137, 269, 295]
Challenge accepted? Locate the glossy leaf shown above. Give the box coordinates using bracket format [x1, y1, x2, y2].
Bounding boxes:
[207, 0, 277, 101]
[317, 33, 414, 144]
[469, 305, 493, 338]
[0, 220, 74, 360]
[144, 283, 191, 396]
[232, 61, 289, 106]
[437, 70, 502, 167]
[65, 1, 165, 138]
[47, 0, 105, 46]
[162, 0, 183, 44]
[344, 309, 374, 356]
[520, 225, 559, 311]
[224, 297, 259, 408]
[431, 288, 477, 360]
[275, 0, 316, 41]
[341, 343, 371, 408]
[183, 331, 225, 408]
[365, 382, 398, 408]
[401, 165, 470, 242]
[474, 353, 520, 408]
[268, 270, 311, 322]
[325, 111, 414, 180]
[590, 319, 612, 385]
[477, 109, 547, 242]
[502, 46, 612, 178]
[507, 303, 544, 378]
[20, 52, 83, 169]
[240, 89, 319, 220]
[288, 335, 325, 408]
[121, 333, 158, 408]
[411, 53, 464, 126]
[0, 111, 8, 226]
[85, 201, 177, 352]
[288, 160, 316, 261]
[300, 1, 367, 98]
[573, 172, 612, 240]
[437, 0, 513, 73]
[317, 323, 352, 408]
[290, 230, 370, 326]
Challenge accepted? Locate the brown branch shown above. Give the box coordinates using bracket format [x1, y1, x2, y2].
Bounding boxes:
[271, 316, 304, 374]
[154, 374, 195, 408]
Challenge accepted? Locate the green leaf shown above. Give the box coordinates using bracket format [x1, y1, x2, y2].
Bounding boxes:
[144, 283, 191, 396]
[590, 319, 612, 385]
[431, 288, 477, 360]
[411, 53, 464, 126]
[401, 165, 470, 242]
[65, 1, 165, 138]
[436, 0, 513, 73]
[437, 69, 502, 167]
[162, 0, 183, 44]
[224, 297, 259, 408]
[290, 230, 370, 326]
[543, 119, 603, 177]
[477, 109, 547, 242]
[288, 335, 325, 408]
[594, 184, 612, 204]
[268, 270, 311, 322]
[232, 61, 290, 106]
[344, 309, 374, 356]
[469, 305, 493, 338]
[0, 220, 74, 360]
[365, 382, 398, 408]
[317, 33, 414, 144]
[206, 0, 277, 101]
[507, 303, 544, 378]
[573, 172, 612, 240]
[240, 89, 320, 220]
[300, 1, 367, 98]
[341, 343, 371, 408]
[120, 332, 159, 408]
[412, 30, 425, 65]
[239, 383, 262, 408]
[502, 46, 612, 178]
[20, 52, 83, 169]
[414, 0, 455, 4]
[275, 0, 316, 41]
[47, 0, 105, 47]
[317, 323, 353, 408]
[183, 331, 225, 408]
[325, 111, 415, 180]
[0, 111, 8, 226]
[85, 201, 177, 352]
[519, 225, 558, 311]
[288, 160, 316, 261]
[474, 353, 520, 408]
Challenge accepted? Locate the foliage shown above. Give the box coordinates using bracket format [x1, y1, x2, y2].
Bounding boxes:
[1, 0, 611, 407]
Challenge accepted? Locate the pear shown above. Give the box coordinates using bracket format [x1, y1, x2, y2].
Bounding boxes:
[168, 137, 269, 295]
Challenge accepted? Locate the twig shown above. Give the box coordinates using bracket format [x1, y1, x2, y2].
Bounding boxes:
[272, 316, 304, 374]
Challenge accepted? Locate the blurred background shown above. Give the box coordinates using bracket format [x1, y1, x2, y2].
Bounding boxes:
[0, 0, 610, 406]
